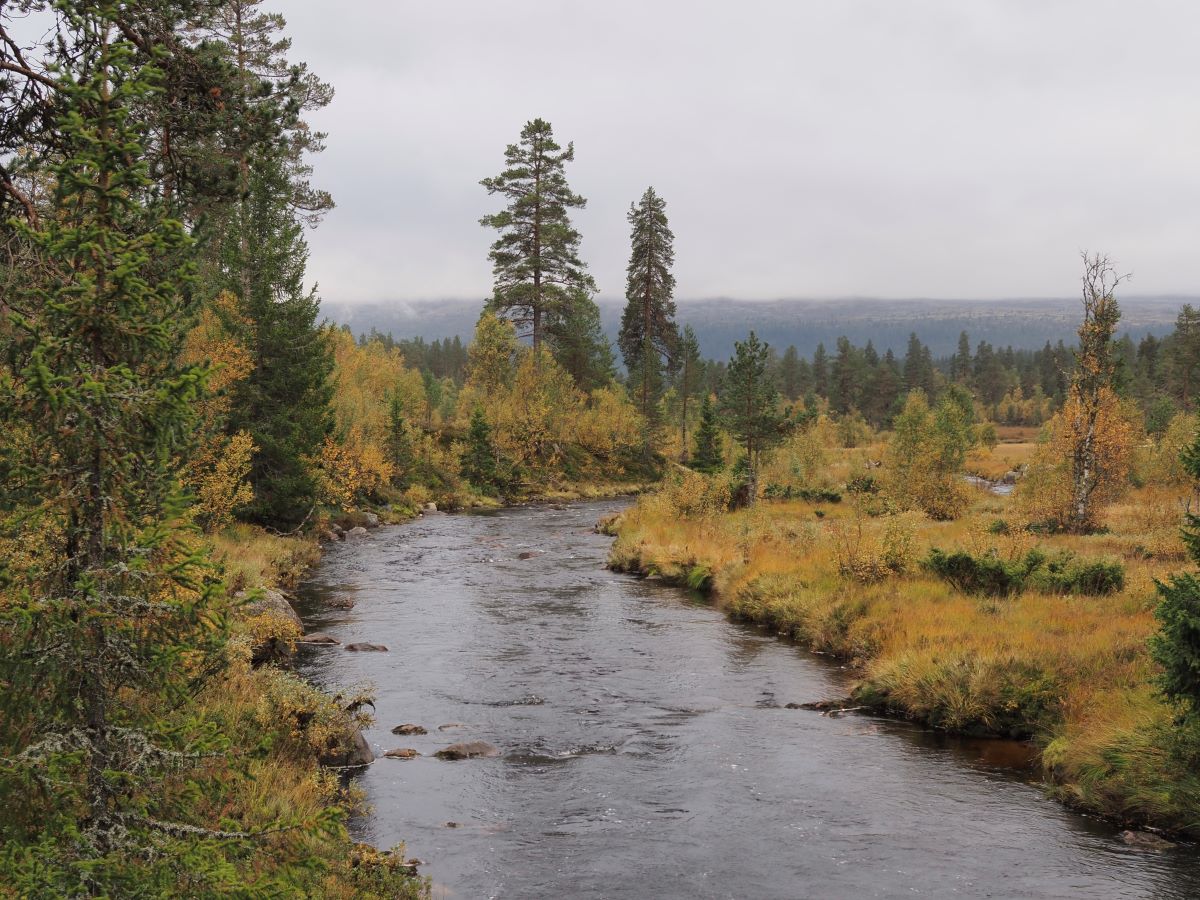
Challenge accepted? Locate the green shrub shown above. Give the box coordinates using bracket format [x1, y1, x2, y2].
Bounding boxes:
[845, 474, 881, 495]
[762, 484, 842, 503]
[1028, 553, 1125, 595]
[924, 548, 1124, 598]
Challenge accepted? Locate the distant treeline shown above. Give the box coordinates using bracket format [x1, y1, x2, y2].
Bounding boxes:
[364, 302, 1200, 432]
[325, 296, 1182, 362]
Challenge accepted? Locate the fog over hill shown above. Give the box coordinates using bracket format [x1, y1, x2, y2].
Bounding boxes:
[314, 300, 1185, 362]
[321, 296, 1188, 361]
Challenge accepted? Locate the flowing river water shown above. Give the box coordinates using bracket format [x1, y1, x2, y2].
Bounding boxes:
[294, 501, 1200, 899]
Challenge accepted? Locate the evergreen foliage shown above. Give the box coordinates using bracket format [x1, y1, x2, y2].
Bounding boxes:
[461, 408, 501, 491]
[480, 118, 597, 356]
[692, 394, 724, 473]
[719, 332, 787, 496]
[221, 155, 334, 528]
[674, 325, 704, 462]
[1152, 429, 1200, 717]
[0, 15, 240, 887]
[619, 186, 679, 428]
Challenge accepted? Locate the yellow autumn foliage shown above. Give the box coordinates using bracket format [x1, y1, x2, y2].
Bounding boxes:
[1017, 389, 1138, 528]
[181, 291, 257, 532]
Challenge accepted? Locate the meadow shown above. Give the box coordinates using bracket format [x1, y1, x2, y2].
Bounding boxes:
[608, 424, 1200, 835]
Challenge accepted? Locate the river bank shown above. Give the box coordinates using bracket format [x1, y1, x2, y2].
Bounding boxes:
[291, 499, 1200, 898]
[193, 483, 651, 894]
[606, 485, 1200, 840]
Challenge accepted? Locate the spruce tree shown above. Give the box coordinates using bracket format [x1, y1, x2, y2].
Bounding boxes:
[1152, 429, 1200, 716]
[480, 118, 598, 355]
[674, 325, 704, 462]
[550, 290, 615, 391]
[720, 331, 787, 500]
[692, 394, 725, 473]
[0, 13, 234, 886]
[222, 154, 334, 528]
[779, 345, 802, 401]
[619, 186, 679, 430]
[811, 342, 829, 397]
[461, 408, 500, 491]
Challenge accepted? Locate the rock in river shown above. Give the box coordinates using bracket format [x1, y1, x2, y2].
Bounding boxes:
[320, 728, 373, 767]
[1122, 830, 1175, 850]
[363, 511, 381, 528]
[299, 632, 340, 645]
[346, 526, 369, 539]
[435, 740, 500, 760]
[383, 748, 420, 759]
[345, 642, 388, 652]
[391, 723, 427, 735]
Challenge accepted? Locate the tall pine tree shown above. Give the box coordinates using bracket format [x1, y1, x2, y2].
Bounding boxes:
[480, 118, 600, 368]
[619, 186, 679, 433]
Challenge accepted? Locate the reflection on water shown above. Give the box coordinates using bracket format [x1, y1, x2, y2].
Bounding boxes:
[295, 502, 1198, 900]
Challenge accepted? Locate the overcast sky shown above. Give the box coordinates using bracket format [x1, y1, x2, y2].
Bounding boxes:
[282, 1, 1200, 304]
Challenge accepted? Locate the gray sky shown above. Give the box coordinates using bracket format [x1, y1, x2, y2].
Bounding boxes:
[283, 0, 1200, 304]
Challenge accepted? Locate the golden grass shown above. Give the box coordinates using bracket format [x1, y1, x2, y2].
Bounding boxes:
[609, 468, 1200, 833]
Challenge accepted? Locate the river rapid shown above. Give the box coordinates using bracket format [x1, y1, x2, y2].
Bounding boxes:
[294, 500, 1200, 899]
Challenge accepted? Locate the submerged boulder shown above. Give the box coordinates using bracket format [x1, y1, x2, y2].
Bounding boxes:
[1122, 830, 1175, 850]
[391, 723, 427, 736]
[299, 632, 340, 645]
[383, 748, 420, 759]
[435, 740, 500, 760]
[345, 642, 388, 652]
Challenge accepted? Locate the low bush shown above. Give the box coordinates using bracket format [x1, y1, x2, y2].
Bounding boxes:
[925, 547, 1124, 597]
[762, 484, 842, 503]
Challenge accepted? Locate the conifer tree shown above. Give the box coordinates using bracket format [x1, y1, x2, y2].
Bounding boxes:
[779, 345, 802, 401]
[0, 11, 236, 885]
[221, 154, 334, 528]
[692, 394, 725, 473]
[550, 290, 615, 391]
[720, 332, 787, 500]
[480, 118, 597, 355]
[1152, 429, 1200, 717]
[811, 342, 829, 397]
[674, 325, 703, 462]
[619, 186, 679, 429]
[461, 408, 500, 491]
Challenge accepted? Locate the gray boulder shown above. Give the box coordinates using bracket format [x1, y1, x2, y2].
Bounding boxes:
[239, 588, 302, 630]
[321, 729, 373, 767]
[391, 723, 427, 735]
[299, 632, 340, 645]
[345, 642, 388, 652]
[435, 740, 500, 760]
[346, 526, 368, 539]
[383, 748, 419, 759]
[1122, 830, 1175, 850]
[363, 512, 381, 528]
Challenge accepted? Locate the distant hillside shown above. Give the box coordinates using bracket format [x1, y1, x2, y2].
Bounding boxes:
[320, 296, 1189, 361]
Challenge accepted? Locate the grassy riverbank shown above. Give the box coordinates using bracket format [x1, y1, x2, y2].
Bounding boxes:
[607, 449, 1200, 836]
[182, 524, 429, 897]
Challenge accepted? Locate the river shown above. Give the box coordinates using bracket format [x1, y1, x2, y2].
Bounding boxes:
[294, 500, 1199, 899]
